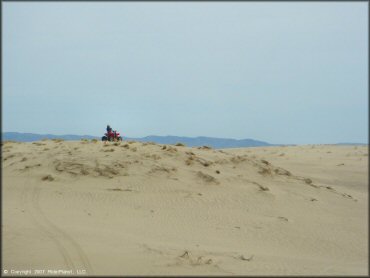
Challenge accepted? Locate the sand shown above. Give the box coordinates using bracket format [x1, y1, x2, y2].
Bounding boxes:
[2, 140, 368, 275]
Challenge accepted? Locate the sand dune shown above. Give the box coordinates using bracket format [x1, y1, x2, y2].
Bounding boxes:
[2, 140, 368, 275]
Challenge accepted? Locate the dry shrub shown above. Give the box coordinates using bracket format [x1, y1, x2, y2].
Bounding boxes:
[166, 146, 177, 153]
[54, 159, 120, 178]
[121, 144, 130, 149]
[151, 154, 161, 160]
[52, 139, 65, 143]
[79, 168, 89, 175]
[185, 158, 194, 166]
[261, 159, 270, 165]
[131, 147, 137, 152]
[230, 156, 247, 163]
[175, 142, 185, 147]
[185, 152, 195, 166]
[150, 165, 177, 174]
[258, 167, 272, 176]
[274, 167, 291, 176]
[94, 166, 119, 178]
[32, 142, 46, 146]
[3, 154, 16, 161]
[91, 139, 98, 143]
[198, 146, 212, 150]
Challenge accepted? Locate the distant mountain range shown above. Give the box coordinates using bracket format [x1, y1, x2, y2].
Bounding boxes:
[2, 132, 99, 142]
[2, 132, 366, 148]
[335, 142, 368, 146]
[129, 135, 274, 148]
[2, 132, 276, 148]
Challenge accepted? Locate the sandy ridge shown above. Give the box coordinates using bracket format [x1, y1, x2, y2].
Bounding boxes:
[2, 140, 368, 275]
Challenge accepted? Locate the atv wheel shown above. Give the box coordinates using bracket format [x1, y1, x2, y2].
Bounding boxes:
[102, 136, 108, 141]
[118, 137, 123, 141]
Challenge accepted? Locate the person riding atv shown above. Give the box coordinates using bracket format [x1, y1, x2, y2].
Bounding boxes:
[102, 125, 122, 142]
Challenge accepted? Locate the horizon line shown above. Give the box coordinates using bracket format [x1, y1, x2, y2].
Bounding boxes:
[2, 131, 368, 145]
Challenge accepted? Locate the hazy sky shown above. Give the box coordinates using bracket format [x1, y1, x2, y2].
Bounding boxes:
[3, 2, 368, 144]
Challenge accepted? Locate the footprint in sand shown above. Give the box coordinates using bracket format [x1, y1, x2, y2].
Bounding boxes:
[197, 171, 219, 184]
[237, 254, 254, 262]
[41, 174, 55, 181]
[277, 216, 289, 222]
[178, 251, 214, 266]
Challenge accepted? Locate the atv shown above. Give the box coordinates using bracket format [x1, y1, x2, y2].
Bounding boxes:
[102, 130, 123, 142]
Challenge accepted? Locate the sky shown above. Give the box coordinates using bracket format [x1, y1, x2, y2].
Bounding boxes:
[3, 2, 368, 144]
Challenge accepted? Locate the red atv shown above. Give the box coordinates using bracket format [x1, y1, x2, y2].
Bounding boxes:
[102, 130, 123, 142]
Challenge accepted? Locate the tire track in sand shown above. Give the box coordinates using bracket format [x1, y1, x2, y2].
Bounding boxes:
[21, 182, 75, 270]
[21, 181, 94, 274]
